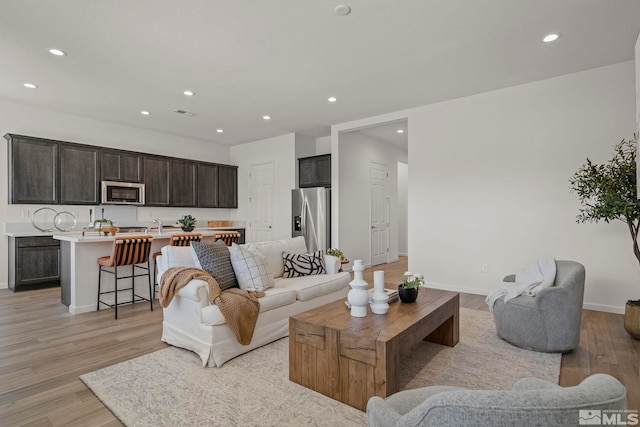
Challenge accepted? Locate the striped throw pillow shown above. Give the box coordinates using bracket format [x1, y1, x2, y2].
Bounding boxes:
[282, 251, 325, 278]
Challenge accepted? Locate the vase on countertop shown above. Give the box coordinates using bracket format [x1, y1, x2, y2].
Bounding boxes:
[181, 226, 194, 232]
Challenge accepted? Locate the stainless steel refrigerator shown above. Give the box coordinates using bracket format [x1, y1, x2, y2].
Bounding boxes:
[292, 188, 330, 253]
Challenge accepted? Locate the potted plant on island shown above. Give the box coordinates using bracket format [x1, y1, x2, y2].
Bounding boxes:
[178, 214, 197, 232]
[569, 136, 640, 339]
[398, 271, 424, 303]
[93, 218, 117, 236]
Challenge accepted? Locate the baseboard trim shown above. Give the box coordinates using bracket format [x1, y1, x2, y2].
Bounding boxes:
[428, 282, 626, 314]
[69, 304, 96, 314]
[0, 282, 7, 290]
[582, 302, 625, 315]
[428, 281, 489, 297]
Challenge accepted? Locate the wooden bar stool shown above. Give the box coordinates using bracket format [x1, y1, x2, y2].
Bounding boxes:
[153, 233, 202, 296]
[212, 231, 240, 246]
[97, 235, 153, 319]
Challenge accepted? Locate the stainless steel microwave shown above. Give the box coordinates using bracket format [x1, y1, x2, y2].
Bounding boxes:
[101, 181, 145, 205]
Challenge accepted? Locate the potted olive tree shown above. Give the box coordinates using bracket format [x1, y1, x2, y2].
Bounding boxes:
[569, 136, 640, 338]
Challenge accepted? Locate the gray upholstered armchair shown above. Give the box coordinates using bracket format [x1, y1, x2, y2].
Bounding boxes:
[492, 260, 585, 352]
[366, 374, 626, 427]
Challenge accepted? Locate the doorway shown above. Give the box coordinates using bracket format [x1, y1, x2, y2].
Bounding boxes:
[334, 118, 408, 267]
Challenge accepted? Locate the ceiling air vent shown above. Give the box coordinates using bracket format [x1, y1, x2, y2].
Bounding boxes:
[174, 109, 197, 117]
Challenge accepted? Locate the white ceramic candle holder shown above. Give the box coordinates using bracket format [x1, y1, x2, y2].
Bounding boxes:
[370, 270, 389, 314]
[348, 260, 369, 317]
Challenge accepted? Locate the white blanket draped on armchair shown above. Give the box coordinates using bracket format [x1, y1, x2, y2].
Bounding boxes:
[485, 258, 556, 312]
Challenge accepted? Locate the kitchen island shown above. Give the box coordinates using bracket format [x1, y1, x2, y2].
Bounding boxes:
[53, 228, 239, 314]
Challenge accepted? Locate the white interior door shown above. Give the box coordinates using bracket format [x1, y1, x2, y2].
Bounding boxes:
[249, 162, 274, 243]
[370, 162, 389, 266]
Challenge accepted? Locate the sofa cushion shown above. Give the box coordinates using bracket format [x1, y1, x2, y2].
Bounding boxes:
[275, 272, 350, 302]
[191, 240, 238, 290]
[282, 251, 326, 278]
[160, 245, 197, 272]
[248, 236, 307, 278]
[201, 287, 297, 326]
[229, 243, 274, 291]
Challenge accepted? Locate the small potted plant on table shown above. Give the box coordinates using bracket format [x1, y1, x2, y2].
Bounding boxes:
[398, 272, 424, 303]
[178, 214, 197, 232]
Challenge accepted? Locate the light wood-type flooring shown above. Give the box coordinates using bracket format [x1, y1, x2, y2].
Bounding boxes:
[0, 257, 638, 426]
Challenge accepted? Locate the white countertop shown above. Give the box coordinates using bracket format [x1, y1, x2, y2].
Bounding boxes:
[6, 225, 244, 238]
[52, 228, 242, 243]
[5, 231, 57, 237]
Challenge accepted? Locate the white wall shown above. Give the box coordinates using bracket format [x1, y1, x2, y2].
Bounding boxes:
[315, 136, 331, 155]
[337, 131, 408, 267]
[408, 61, 636, 314]
[331, 61, 636, 313]
[397, 162, 408, 256]
[0, 99, 232, 288]
[229, 133, 296, 243]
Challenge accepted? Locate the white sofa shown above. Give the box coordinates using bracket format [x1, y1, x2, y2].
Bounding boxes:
[156, 236, 351, 367]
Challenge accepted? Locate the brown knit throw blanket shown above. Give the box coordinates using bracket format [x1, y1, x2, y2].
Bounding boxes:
[159, 267, 262, 345]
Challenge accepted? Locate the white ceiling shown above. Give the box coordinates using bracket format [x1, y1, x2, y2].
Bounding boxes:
[1, 0, 639, 146]
[349, 120, 408, 149]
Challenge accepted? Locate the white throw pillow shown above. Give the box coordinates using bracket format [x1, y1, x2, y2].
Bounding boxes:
[161, 246, 197, 270]
[229, 243, 274, 291]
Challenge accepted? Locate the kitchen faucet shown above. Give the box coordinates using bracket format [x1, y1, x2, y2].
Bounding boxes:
[153, 218, 163, 234]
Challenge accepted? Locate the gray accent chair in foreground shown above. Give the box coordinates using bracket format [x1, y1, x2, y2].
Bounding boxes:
[493, 260, 585, 352]
[366, 374, 626, 427]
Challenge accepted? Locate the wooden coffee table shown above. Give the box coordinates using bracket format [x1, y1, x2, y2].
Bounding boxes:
[289, 287, 459, 411]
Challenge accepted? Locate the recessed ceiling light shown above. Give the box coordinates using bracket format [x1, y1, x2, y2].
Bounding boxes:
[335, 4, 351, 16]
[328, 96, 337, 103]
[140, 110, 150, 115]
[183, 90, 195, 96]
[543, 33, 559, 43]
[48, 48, 67, 56]
[263, 115, 271, 120]
[216, 129, 224, 133]
[23, 83, 38, 89]
[397, 129, 404, 134]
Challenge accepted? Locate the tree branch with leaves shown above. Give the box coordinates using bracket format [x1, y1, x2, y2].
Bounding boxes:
[569, 137, 640, 304]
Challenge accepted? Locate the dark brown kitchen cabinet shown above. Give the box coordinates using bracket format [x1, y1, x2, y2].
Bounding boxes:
[8, 236, 61, 292]
[218, 165, 238, 208]
[102, 150, 142, 182]
[197, 162, 219, 207]
[60, 145, 100, 204]
[5, 133, 238, 208]
[6, 134, 59, 204]
[171, 159, 197, 207]
[143, 156, 171, 206]
[299, 154, 331, 188]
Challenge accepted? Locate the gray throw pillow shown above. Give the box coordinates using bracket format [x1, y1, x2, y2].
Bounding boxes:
[191, 240, 239, 290]
[282, 250, 325, 278]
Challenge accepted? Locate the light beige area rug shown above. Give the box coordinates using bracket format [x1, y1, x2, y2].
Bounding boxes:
[80, 308, 561, 427]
